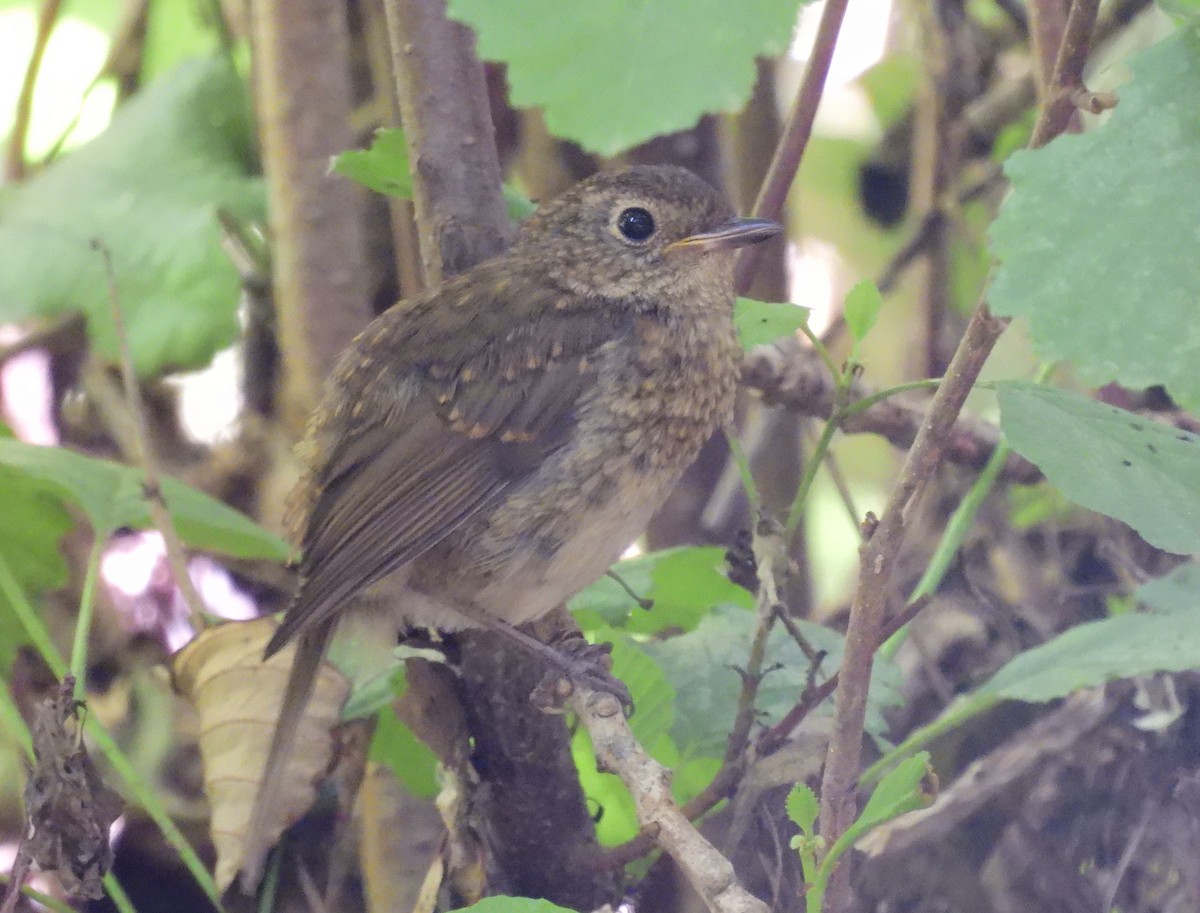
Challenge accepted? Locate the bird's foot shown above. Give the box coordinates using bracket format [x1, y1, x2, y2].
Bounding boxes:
[532, 632, 633, 714]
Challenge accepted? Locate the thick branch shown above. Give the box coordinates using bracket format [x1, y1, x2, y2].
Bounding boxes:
[383, 0, 511, 282]
[250, 0, 370, 434]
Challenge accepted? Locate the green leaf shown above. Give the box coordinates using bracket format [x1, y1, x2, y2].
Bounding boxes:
[786, 783, 819, 835]
[644, 605, 902, 757]
[1158, 0, 1200, 24]
[997, 382, 1200, 555]
[853, 751, 930, 833]
[569, 546, 752, 633]
[989, 30, 1200, 409]
[735, 297, 809, 350]
[843, 280, 884, 344]
[447, 0, 808, 156]
[979, 611, 1200, 704]
[0, 439, 290, 559]
[1137, 562, 1200, 613]
[370, 703, 439, 799]
[0, 57, 264, 376]
[333, 128, 536, 221]
[331, 129, 414, 197]
[448, 897, 578, 913]
[609, 630, 676, 748]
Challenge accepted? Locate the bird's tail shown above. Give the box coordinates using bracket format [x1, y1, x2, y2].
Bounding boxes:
[239, 616, 336, 892]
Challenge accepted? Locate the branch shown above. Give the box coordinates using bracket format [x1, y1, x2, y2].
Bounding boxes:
[95, 242, 208, 634]
[250, 0, 371, 433]
[734, 0, 850, 292]
[383, 0, 511, 282]
[815, 1, 1101, 907]
[740, 342, 1040, 483]
[4, 0, 62, 181]
[572, 689, 770, 913]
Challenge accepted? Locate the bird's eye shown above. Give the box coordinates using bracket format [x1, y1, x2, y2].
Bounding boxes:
[617, 207, 656, 242]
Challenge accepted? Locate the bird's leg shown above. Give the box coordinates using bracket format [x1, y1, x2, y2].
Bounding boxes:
[447, 602, 632, 712]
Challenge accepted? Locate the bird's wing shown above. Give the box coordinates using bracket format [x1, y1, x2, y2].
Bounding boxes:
[266, 291, 627, 655]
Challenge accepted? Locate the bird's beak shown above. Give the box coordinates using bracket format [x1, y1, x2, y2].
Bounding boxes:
[666, 217, 782, 254]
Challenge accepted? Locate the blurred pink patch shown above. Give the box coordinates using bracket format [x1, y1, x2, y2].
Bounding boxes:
[102, 531, 257, 651]
[0, 324, 57, 445]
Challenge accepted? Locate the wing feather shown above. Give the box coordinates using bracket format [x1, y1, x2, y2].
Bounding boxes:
[266, 300, 629, 657]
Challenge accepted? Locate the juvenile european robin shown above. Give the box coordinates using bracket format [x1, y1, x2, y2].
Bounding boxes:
[242, 165, 780, 885]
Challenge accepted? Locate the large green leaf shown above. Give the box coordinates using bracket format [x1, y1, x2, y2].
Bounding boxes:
[0, 439, 289, 559]
[447, 0, 806, 155]
[643, 605, 902, 757]
[979, 610, 1200, 704]
[989, 29, 1200, 408]
[0, 57, 264, 375]
[1137, 562, 1200, 613]
[997, 382, 1200, 555]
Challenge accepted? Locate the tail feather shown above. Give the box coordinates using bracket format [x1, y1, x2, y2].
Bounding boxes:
[239, 617, 336, 892]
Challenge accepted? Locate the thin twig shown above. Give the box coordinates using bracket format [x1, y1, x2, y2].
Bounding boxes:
[758, 596, 930, 757]
[4, 0, 63, 181]
[814, 2, 1101, 907]
[723, 521, 787, 765]
[734, 0, 851, 292]
[93, 241, 209, 633]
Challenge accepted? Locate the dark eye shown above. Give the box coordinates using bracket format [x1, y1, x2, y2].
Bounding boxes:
[617, 207, 656, 242]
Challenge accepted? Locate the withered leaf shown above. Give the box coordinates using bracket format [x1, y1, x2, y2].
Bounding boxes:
[23, 678, 123, 900]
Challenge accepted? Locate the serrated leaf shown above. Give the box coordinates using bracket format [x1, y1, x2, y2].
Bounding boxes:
[0, 439, 289, 559]
[997, 382, 1200, 555]
[447, 0, 808, 156]
[735, 297, 809, 350]
[854, 751, 930, 832]
[570, 545, 752, 633]
[644, 605, 902, 757]
[786, 783, 819, 835]
[843, 280, 884, 343]
[0, 57, 264, 375]
[989, 30, 1200, 408]
[332, 128, 535, 221]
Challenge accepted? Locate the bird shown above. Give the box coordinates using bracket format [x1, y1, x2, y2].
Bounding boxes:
[240, 164, 780, 887]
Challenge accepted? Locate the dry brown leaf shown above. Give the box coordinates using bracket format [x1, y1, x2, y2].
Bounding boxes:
[172, 617, 350, 892]
[19, 678, 123, 901]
